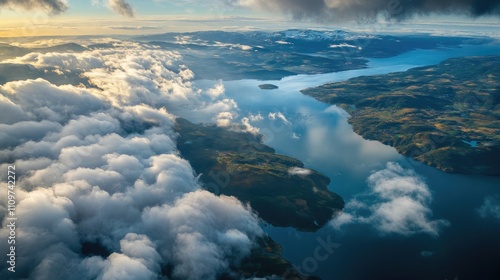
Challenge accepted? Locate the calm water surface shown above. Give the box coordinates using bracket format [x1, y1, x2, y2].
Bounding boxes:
[191, 44, 500, 279]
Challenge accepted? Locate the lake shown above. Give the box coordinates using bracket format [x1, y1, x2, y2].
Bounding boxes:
[191, 43, 500, 279]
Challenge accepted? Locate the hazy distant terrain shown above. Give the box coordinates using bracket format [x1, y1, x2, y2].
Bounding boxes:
[137, 30, 477, 80]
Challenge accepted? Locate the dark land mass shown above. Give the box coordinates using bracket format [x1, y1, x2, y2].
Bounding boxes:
[146, 40, 366, 81]
[137, 29, 481, 80]
[302, 56, 500, 176]
[175, 118, 344, 231]
[259, 84, 279, 90]
[175, 118, 340, 279]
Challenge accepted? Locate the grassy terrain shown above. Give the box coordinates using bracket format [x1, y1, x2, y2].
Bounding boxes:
[301, 56, 500, 176]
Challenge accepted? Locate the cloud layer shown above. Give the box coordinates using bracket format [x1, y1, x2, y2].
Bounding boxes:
[0, 40, 262, 279]
[331, 162, 449, 236]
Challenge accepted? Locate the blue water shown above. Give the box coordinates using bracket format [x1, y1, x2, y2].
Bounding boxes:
[191, 43, 500, 280]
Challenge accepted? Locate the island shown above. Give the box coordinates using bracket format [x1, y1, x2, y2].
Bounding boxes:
[301, 56, 500, 176]
[259, 84, 279, 90]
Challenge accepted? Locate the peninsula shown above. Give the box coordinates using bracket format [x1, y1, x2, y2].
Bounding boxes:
[301, 56, 500, 175]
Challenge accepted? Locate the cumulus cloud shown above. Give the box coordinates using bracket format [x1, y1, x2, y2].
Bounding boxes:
[206, 80, 226, 99]
[268, 111, 291, 125]
[143, 191, 262, 280]
[215, 111, 236, 127]
[331, 163, 449, 236]
[288, 167, 312, 176]
[0, 39, 263, 279]
[0, 78, 106, 123]
[237, 0, 500, 21]
[0, 0, 68, 14]
[240, 117, 260, 134]
[248, 113, 264, 122]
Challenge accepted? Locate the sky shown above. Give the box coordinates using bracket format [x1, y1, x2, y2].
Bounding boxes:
[0, 0, 499, 37]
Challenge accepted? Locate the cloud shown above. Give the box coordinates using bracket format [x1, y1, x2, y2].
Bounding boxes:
[240, 117, 260, 134]
[288, 167, 312, 176]
[0, 39, 262, 279]
[331, 163, 449, 236]
[0, 78, 106, 123]
[142, 191, 262, 280]
[268, 111, 291, 125]
[248, 113, 264, 122]
[0, 0, 68, 14]
[107, 0, 134, 17]
[237, 0, 500, 21]
[324, 105, 350, 118]
[93, 233, 162, 280]
[206, 80, 226, 99]
[477, 195, 500, 220]
[329, 43, 358, 49]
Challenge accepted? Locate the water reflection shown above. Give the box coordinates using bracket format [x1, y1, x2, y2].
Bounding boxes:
[188, 43, 500, 279]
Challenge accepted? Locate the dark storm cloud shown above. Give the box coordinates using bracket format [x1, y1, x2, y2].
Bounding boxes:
[239, 0, 500, 21]
[0, 0, 135, 17]
[0, 0, 67, 14]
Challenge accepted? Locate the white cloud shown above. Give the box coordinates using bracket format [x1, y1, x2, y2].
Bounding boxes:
[214, 41, 253, 51]
[275, 40, 292, 45]
[324, 105, 350, 118]
[0, 78, 106, 123]
[240, 117, 260, 134]
[215, 111, 236, 127]
[206, 80, 225, 99]
[248, 113, 264, 122]
[142, 190, 262, 280]
[329, 43, 358, 49]
[331, 163, 449, 236]
[288, 167, 312, 176]
[268, 111, 291, 125]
